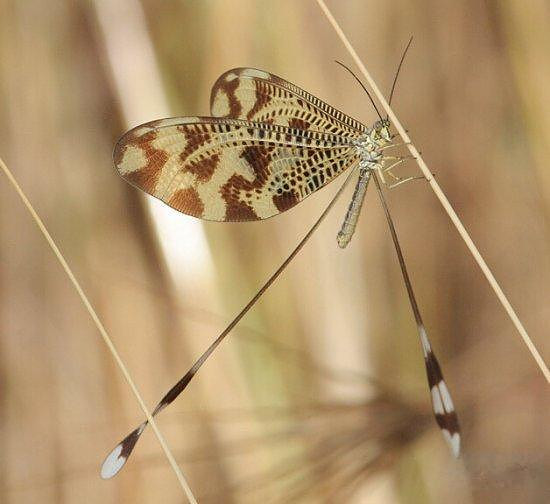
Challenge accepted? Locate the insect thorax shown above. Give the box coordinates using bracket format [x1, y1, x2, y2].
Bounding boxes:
[353, 119, 392, 170]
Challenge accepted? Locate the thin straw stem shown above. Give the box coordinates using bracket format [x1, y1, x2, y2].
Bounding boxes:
[0, 156, 198, 503]
[315, 0, 550, 383]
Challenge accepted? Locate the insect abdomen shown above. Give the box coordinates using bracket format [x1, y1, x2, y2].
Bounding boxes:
[337, 167, 371, 248]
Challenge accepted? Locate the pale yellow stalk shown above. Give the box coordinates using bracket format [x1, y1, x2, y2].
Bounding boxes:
[315, 0, 549, 383]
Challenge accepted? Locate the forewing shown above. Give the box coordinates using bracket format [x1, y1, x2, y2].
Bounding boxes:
[114, 117, 358, 222]
[210, 68, 366, 136]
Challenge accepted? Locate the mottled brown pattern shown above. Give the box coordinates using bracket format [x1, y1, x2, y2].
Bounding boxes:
[115, 130, 168, 192]
[125, 160, 163, 192]
[178, 125, 211, 164]
[246, 81, 272, 120]
[185, 153, 219, 183]
[219, 145, 274, 221]
[169, 187, 204, 217]
[288, 118, 310, 130]
[239, 145, 273, 184]
[224, 198, 258, 221]
[273, 191, 299, 212]
[211, 75, 242, 118]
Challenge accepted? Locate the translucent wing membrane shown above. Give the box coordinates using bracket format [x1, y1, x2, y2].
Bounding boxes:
[210, 67, 367, 135]
[114, 117, 358, 221]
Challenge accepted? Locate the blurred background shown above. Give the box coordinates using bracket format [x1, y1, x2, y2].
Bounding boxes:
[1, 0, 549, 502]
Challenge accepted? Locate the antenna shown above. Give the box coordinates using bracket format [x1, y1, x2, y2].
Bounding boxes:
[387, 36, 413, 109]
[335, 60, 383, 122]
[100, 165, 359, 479]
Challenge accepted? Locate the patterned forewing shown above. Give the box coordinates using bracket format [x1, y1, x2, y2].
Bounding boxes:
[114, 117, 358, 221]
[210, 68, 367, 136]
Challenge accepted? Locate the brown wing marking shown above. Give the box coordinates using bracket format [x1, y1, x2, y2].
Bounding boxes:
[273, 190, 299, 213]
[113, 128, 168, 193]
[245, 82, 272, 121]
[168, 187, 204, 217]
[221, 145, 272, 220]
[211, 72, 242, 118]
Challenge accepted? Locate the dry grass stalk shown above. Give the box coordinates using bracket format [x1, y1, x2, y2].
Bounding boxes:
[0, 155, 198, 503]
[315, 0, 550, 383]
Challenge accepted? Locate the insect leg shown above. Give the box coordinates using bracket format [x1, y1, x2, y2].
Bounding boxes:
[387, 175, 425, 189]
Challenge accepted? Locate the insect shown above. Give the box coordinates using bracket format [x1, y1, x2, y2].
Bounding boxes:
[101, 57, 460, 479]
